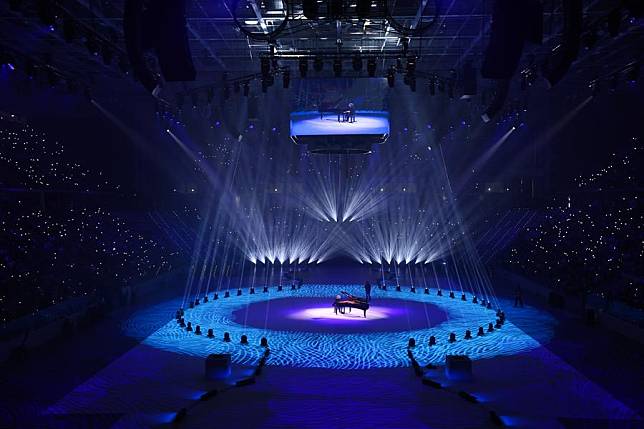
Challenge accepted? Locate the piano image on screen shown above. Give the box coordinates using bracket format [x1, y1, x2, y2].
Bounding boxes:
[318, 101, 356, 123]
[333, 291, 370, 318]
[317, 101, 345, 122]
[290, 110, 389, 154]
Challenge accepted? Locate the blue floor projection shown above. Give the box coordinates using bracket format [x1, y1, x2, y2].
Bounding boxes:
[124, 284, 556, 370]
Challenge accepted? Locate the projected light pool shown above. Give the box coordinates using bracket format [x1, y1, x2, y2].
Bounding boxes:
[125, 284, 555, 370]
[235, 297, 448, 333]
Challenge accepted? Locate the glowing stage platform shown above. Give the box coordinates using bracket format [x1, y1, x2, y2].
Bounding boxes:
[290, 111, 390, 154]
[127, 284, 555, 370]
[290, 110, 390, 136]
[236, 297, 448, 333]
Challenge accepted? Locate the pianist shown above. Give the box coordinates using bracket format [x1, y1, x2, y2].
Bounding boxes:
[342, 102, 356, 123]
[318, 100, 357, 123]
[333, 294, 342, 315]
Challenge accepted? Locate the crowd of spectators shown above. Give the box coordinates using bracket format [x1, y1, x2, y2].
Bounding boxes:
[0, 112, 117, 192]
[506, 140, 642, 309]
[0, 113, 180, 325]
[0, 202, 178, 323]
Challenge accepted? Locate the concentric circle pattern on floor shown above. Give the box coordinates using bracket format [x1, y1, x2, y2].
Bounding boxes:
[234, 296, 449, 333]
[125, 284, 555, 369]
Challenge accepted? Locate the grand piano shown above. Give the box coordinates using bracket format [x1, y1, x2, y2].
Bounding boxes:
[318, 101, 352, 123]
[333, 291, 370, 318]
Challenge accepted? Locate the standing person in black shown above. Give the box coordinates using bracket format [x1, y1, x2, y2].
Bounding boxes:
[364, 281, 372, 302]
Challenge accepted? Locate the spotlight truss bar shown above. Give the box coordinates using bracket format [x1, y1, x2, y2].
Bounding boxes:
[172, 54, 458, 110]
[230, 0, 440, 42]
[175, 66, 290, 103]
[258, 52, 420, 79]
[260, 51, 416, 62]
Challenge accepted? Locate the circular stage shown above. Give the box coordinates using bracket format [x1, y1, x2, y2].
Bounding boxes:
[234, 297, 448, 333]
[126, 284, 553, 369]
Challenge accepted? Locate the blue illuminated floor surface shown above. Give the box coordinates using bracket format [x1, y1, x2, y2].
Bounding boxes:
[45, 284, 642, 428]
[124, 284, 550, 369]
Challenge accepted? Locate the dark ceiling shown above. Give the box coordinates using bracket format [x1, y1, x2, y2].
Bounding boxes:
[0, 1, 642, 104]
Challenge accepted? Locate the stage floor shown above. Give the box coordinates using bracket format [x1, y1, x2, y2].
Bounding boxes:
[124, 284, 553, 369]
[41, 290, 641, 429]
[3, 278, 643, 429]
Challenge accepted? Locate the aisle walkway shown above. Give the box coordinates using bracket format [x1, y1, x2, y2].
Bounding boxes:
[181, 366, 495, 429]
